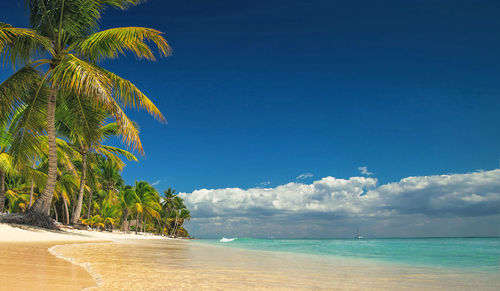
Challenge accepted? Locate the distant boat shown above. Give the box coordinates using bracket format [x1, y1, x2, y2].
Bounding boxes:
[354, 228, 363, 239]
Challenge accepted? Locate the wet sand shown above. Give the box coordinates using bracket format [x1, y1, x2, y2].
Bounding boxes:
[51, 239, 500, 290]
[0, 242, 96, 291]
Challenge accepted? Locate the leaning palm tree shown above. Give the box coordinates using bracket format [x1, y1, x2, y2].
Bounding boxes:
[1, 0, 169, 219]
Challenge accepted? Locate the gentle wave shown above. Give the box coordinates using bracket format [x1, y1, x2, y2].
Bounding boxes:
[219, 237, 237, 242]
[48, 243, 108, 290]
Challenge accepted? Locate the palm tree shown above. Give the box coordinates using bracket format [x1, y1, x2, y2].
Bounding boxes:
[170, 196, 186, 236]
[160, 188, 176, 233]
[100, 200, 120, 230]
[175, 208, 191, 236]
[132, 181, 160, 233]
[97, 157, 124, 203]
[1, 0, 169, 218]
[119, 185, 137, 231]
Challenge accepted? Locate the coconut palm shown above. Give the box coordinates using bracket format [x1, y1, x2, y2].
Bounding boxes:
[97, 157, 124, 203]
[169, 196, 186, 236]
[118, 185, 136, 231]
[160, 188, 176, 233]
[174, 208, 191, 236]
[1, 0, 169, 218]
[132, 181, 160, 233]
[100, 200, 120, 230]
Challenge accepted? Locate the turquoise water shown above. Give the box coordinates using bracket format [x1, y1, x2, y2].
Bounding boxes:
[200, 237, 500, 271]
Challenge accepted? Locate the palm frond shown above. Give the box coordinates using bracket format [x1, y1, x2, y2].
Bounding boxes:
[77, 26, 171, 62]
[0, 65, 45, 125]
[51, 54, 114, 105]
[8, 72, 49, 166]
[101, 68, 165, 122]
[97, 145, 138, 169]
[0, 153, 16, 175]
[0, 22, 52, 66]
[107, 100, 144, 154]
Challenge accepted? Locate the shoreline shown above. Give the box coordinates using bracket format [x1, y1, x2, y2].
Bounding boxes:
[48, 242, 109, 290]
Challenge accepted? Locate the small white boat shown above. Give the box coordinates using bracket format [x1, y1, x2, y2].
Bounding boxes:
[354, 228, 363, 239]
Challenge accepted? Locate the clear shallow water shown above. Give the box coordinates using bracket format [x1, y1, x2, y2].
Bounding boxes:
[52, 238, 500, 290]
[201, 237, 500, 271]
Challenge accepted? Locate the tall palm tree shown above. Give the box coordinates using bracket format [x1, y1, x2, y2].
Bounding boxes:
[1, 0, 169, 217]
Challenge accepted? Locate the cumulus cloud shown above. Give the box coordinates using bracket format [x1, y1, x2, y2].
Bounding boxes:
[180, 170, 500, 238]
[365, 170, 500, 217]
[296, 173, 314, 180]
[358, 166, 373, 176]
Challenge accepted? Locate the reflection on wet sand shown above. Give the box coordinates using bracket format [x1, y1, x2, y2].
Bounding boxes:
[51, 239, 500, 290]
[0, 242, 95, 291]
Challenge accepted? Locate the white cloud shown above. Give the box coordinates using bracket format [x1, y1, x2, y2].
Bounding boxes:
[180, 169, 500, 238]
[358, 166, 373, 176]
[151, 180, 161, 186]
[180, 176, 377, 217]
[364, 170, 500, 216]
[296, 173, 314, 180]
[260, 181, 271, 186]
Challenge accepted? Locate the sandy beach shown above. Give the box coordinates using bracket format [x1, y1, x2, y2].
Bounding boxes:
[1, 223, 499, 291]
[0, 223, 168, 290]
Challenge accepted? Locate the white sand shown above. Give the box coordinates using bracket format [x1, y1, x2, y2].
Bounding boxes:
[0, 223, 169, 242]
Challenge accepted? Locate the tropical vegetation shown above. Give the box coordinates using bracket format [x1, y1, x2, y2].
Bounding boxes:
[0, 0, 191, 237]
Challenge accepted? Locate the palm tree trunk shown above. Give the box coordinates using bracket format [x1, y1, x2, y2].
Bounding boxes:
[71, 151, 87, 224]
[163, 209, 170, 234]
[135, 212, 139, 234]
[173, 217, 179, 236]
[87, 191, 94, 218]
[0, 170, 5, 213]
[63, 198, 70, 225]
[29, 160, 35, 207]
[142, 215, 145, 233]
[31, 82, 58, 215]
[53, 205, 58, 222]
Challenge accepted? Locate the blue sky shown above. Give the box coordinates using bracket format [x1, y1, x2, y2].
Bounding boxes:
[2, 0, 499, 237]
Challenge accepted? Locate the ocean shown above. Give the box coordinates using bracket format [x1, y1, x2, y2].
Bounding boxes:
[200, 237, 500, 271]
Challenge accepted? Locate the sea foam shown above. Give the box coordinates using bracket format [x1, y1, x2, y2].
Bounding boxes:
[219, 237, 237, 242]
